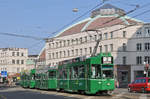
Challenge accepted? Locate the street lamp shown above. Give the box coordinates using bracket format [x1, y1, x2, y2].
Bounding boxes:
[72, 8, 78, 12]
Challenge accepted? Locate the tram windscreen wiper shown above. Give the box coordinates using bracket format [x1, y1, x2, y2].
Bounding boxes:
[102, 70, 113, 78]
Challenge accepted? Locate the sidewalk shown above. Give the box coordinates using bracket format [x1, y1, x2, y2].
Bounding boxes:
[113, 88, 128, 94]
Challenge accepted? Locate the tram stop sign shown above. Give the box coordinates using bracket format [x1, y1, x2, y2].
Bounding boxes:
[1, 71, 7, 77]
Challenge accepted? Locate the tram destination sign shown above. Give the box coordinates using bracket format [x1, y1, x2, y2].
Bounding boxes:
[102, 57, 112, 64]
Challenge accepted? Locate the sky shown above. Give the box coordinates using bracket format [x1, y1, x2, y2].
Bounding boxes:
[0, 0, 149, 55]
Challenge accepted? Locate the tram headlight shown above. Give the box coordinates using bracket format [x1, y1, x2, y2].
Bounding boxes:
[107, 83, 110, 86]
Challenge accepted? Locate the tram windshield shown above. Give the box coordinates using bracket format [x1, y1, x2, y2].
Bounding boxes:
[91, 64, 101, 79]
[102, 70, 113, 78]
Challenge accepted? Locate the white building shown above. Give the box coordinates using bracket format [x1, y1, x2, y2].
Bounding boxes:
[45, 4, 150, 87]
[26, 55, 38, 71]
[0, 48, 28, 75]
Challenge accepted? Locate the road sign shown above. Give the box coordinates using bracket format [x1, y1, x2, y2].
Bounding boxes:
[1, 71, 7, 77]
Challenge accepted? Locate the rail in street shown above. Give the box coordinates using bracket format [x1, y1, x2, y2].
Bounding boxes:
[0, 86, 150, 99]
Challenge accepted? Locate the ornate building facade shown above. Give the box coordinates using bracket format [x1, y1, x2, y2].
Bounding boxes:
[45, 4, 150, 87]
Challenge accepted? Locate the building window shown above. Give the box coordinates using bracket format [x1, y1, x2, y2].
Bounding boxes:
[12, 52, 15, 56]
[89, 47, 92, 54]
[64, 51, 66, 57]
[17, 60, 20, 64]
[67, 40, 70, 46]
[99, 46, 102, 52]
[110, 44, 113, 52]
[84, 36, 87, 42]
[145, 27, 150, 36]
[137, 43, 142, 51]
[94, 35, 97, 41]
[80, 48, 82, 55]
[144, 56, 150, 64]
[145, 43, 150, 50]
[110, 32, 113, 39]
[21, 53, 24, 56]
[122, 56, 126, 65]
[56, 52, 58, 58]
[104, 33, 108, 39]
[52, 43, 54, 48]
[99, 34, 102, 40]
[136, 31, 141, 36]
[12, 60, 15, 64]
[21, 60, 24, 64]
[71, 39, 74, 45]
[49, 53, 51, 60]
[52, 53, 54, 59]
[60, 41, 62, 47]
[64, 40, 66, 47]
[80, 37, 83, 44]
[121, 71, 128, 82]
[56, 42, 58, 48]
[72, 50, 74, 56]
[76, 38, 78, 45]
[85, 48, 87, 55]
[104, 45, 108, 52]
[123, 31, 126, 38]
[68, 50, 70, 57]
[136, 56, 142, 64]
[60, 51, 62, 58]
[90, 35, 93, 41]
[76, 49, 78, 56]
[17, 52, 19, 56]
[49, 43, 51, 48]
[123, 43, 126, 51]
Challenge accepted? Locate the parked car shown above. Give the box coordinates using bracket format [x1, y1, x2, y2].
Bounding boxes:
[128, 77, 150, 93]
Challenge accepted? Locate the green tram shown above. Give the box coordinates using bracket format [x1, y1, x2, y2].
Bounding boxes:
[29, 69, 36, 88]
[34, 67, 57, 90]
[20, 72, 30, 88]
[57, 53, 114, 94]
[47, 69, 57, 89]
[20, 52, 115, 95]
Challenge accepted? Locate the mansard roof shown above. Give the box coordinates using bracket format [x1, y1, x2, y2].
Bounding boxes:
[55, 4, 143, 37]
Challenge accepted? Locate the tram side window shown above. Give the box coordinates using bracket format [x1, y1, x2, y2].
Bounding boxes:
[31, 74, 35, 80]
[72, 66, 78, 78]
[63, 68, 67, 79]
[78, 65, 85, 78]
[91, 65, 101, 79]
[49, 71, 56, 78]
[58, 68, 63, 79]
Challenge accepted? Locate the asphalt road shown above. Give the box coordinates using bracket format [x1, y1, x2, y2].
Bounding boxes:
[0, 90, 79, 99]
[0, 86, 150, 99]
